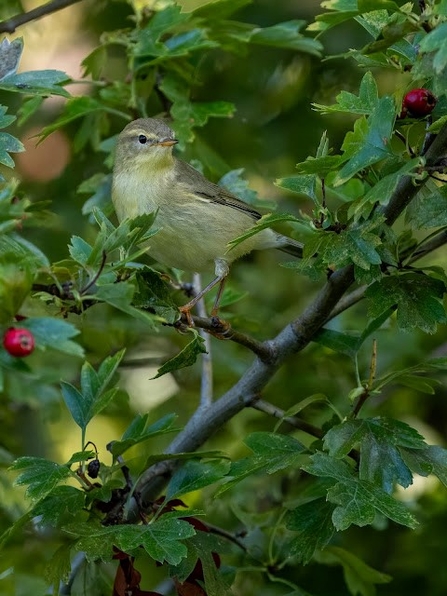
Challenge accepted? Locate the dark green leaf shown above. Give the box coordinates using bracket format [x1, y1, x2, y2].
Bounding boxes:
[67, 517, 196, 564]
[276, 174, 318, 202]
[406, 185, 447, 229]
[313, 71, 379, 115]
[95, 282, 160, 327]
[419, 23, 447, 73]
[286, 499, 336, 564]
[313, 328, 361, 358]
[154, 331, 207, 377]
[10, 457, 72, 501]
[108, 413, 177, 457]
[366, 273, 447, 333]
[334, 96, 395, 186]
[166, 458, 231, 499]
[250, 21, 323, 56]
[303, 452, 417, 529]
[61, 351, 124, 431]
[32, 486, 85, 526]
[318, 546, 391, 596]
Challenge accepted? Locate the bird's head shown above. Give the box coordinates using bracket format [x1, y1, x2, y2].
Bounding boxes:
[115, 118, 178, 169]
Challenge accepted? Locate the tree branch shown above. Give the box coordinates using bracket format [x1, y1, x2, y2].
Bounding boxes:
[128, 121, 447, 516]
[0, 0, 83, 34]
[251, 399, 324, 438]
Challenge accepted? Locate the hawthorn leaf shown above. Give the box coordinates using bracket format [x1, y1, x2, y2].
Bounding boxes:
[334, 96, 395, 186]
[154, 331, 207, 377]
[167, 459, 231, 500]
[108, 413, 177, 458]
[318, 546, 391, 596]
[313, 71, 379, 115]
[366, 273, 447, 333]
[286, 499, 336, 564]
[11, 457, 72, 501]
[32, 486, 85, 526]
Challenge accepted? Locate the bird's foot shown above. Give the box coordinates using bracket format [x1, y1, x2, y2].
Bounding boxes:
[208, 315, 231, 339]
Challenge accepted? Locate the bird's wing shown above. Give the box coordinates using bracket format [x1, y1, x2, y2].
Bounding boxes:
[176, 160, 262, 221]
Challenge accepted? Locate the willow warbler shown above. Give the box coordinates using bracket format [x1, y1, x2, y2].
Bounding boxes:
[112, 118, 303, 318]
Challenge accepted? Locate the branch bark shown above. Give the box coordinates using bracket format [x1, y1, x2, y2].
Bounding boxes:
[0, 0, 83, 34]
[129, 121, 447, 514]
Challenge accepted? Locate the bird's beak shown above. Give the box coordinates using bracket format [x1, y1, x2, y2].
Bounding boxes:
[157, 137, 178, 147]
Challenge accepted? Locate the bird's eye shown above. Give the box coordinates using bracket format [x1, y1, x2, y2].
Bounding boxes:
[138, 134, 147, 144]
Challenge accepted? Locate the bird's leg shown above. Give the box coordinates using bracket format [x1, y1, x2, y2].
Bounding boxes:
[179, 259, 229, 324]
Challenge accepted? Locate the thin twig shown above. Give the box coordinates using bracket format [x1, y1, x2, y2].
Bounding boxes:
[251, 399, 324, 439]
[0, 0, 84, 34]
[191, 315, 272, 361]
[194, 273, 213, 407]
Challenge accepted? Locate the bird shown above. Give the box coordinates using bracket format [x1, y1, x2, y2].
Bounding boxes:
[112, 118, 303, 321]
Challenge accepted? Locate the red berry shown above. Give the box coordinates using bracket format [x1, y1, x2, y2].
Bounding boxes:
[3, 327, 35, 357]
[402, 88, 437, 117]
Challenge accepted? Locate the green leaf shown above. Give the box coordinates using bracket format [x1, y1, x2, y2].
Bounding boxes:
[39, 97, 124, 139]
[166, 458, 231, 500]
[154, 331, 207, 377]
[313, 71, 379, 115]
[286, 499, 336, 564]
[323, 417, 426, 494]
[303, 452, 418, 529]
[350, 157, 423, 220]
[61, 350, 124, 431]
[193, 0, 252, 19]
[333, 96, 395, 186]
[32, 486, 85, 526]
[249, 21, 323, 56]
[324, 417, 427, 458]
[21, 317, 84, 357]
[0, 69, 70, 97]
[318, 546, 391, 596]
[365, 273, 447, 333]
[68, 235, 92, 265]
[276, 174, 318, 202]
[419, 23, 447, 73]
[10, 457, 72, 501]
[406, 185, 447, 229]
[401, 445, 447, 486]
[108, 413, 177, 457]
[95, 282, 160, 327]
[244, 432, 306, 473]
[134, 268, 179, 323]
[322, 219, 383, 270]
[44, 542, 72, 594]
[313, 328, 361, 358]
[216, 432, 305, 495]
[227, 212, 302, 251]
[0, 131, 24, 167]
[67, 517, 196, 564]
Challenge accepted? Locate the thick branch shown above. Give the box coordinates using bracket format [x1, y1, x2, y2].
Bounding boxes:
[0, 0, 83, 34]
[131, 122, 447, 511]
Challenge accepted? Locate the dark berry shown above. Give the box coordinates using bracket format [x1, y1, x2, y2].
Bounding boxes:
[87, 459, 101, 479]
[3, 327, 35, 357]
[402, 88, 437, 117]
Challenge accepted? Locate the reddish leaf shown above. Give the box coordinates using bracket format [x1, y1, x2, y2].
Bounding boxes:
[174, 578, 207, 596]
